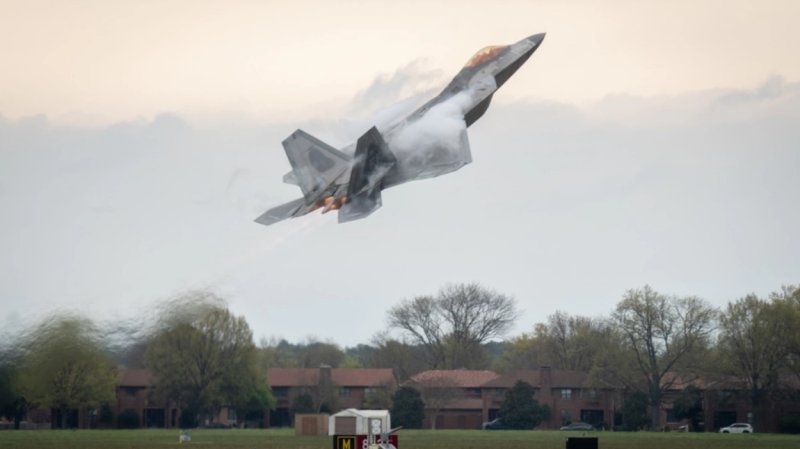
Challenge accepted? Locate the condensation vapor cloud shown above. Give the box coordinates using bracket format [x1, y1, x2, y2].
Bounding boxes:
[333, 60, 446, 146]
[349, 59, 445, 117]
[332, 57, 478, 171]
[388, 89, 475, 163]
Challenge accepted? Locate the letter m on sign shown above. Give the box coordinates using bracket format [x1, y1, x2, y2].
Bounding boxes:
[334, 436, 355, 449]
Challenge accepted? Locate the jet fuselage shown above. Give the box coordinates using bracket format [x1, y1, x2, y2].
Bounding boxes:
[255, 33, 545, 226]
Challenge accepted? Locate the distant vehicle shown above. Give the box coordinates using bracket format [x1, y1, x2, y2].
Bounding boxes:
[719, 423, 753, 433]
[560, 422, 594, 431]
[482, 418, 507, 430]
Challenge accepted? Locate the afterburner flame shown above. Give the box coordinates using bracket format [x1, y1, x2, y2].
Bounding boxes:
[320, 196, 348, 214]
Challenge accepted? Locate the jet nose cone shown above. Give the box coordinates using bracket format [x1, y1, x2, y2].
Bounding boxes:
[527, 32, 546, 46]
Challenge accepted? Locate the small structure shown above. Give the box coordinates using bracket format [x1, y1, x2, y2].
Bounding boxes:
[329, 409, 397, 449]
[329, 409, 391, 435]
[294, 413, 329, 436]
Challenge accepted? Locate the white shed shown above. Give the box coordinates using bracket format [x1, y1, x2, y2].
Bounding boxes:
[328, 409, 391, 436]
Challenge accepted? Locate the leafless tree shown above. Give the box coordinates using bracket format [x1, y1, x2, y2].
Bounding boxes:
[387, 283, 517, 369]
[369, 332, 428, 383]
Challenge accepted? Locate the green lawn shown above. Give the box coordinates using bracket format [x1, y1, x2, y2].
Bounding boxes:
[0, 428, 798, 449]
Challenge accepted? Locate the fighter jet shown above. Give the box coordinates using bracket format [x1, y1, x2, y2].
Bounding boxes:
[255, 32, 546, 226]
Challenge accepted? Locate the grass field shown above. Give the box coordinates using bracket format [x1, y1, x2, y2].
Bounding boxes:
[0, 428, 798, 449]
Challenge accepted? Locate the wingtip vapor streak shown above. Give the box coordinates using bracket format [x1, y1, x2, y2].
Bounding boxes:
[255, 33, 546, 226]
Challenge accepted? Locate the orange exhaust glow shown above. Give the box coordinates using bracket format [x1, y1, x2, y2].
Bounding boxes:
[321, 196, 348, 214]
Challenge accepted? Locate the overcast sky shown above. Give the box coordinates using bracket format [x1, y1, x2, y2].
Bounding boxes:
[1, 1, 798, 347]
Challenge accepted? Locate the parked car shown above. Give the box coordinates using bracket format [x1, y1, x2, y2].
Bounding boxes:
[482, 418, 505, 430]
[719, 423, 753, 433]
[560, 422, 594, 431]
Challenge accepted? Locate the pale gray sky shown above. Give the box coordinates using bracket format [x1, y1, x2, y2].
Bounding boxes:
[1, 1, 798, 346]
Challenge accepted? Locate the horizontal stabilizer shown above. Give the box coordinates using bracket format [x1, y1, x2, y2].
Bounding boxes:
[254, 198, 306, 226]
[283, 130, 351, 204]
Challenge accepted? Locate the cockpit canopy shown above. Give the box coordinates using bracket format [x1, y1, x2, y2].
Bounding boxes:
[464, 45, 508, 68]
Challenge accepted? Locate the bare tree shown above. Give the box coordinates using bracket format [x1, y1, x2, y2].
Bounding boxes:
[369, 332, 427, 383]
[612, 286, 716, 429]
[389, 295, 446, 368]
[387, 283, 517, 369]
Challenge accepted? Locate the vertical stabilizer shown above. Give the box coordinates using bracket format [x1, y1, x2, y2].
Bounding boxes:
[283, 130, 351, 204]
[339, 127, 397, 223]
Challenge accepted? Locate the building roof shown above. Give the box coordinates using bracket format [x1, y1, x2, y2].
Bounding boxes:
[482, 369, 589, 389]
[268, 368, 395, 387]
[118, 368, 153, 387]
[408, 370, 499, 388]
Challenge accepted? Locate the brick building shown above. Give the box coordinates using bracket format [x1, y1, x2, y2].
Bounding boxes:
[15, 366, 800, 432]
[267, 366, 396, 427]
[407, 370, 499, 429]
[406, 368, 617, 430]
[115, 368, 180, 428]
[481, 368, 617, 429]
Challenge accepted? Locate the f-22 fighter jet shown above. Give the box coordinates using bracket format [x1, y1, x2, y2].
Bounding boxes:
[255, 33, 545, 226]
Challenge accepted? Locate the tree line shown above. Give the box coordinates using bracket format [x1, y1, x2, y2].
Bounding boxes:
[262, 283, 800, 431]
[1, 283, 798, 432]
[0, 292, 272, 429]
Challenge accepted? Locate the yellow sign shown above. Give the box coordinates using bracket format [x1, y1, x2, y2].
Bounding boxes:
[336, 436, 355, 449]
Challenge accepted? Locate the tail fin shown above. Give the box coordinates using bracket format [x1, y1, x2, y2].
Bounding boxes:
[339, 127, 397, 223]
[283, 130, 351, 204]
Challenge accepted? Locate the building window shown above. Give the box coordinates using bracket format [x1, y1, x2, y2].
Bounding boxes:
[365, 387, 377, 396]
[561, 389, 572, 399]
[124, 387, 140, 398]
[582, 389, 597, 400]
[339, 387, 351, 397]
[273, 387, 288, 398]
